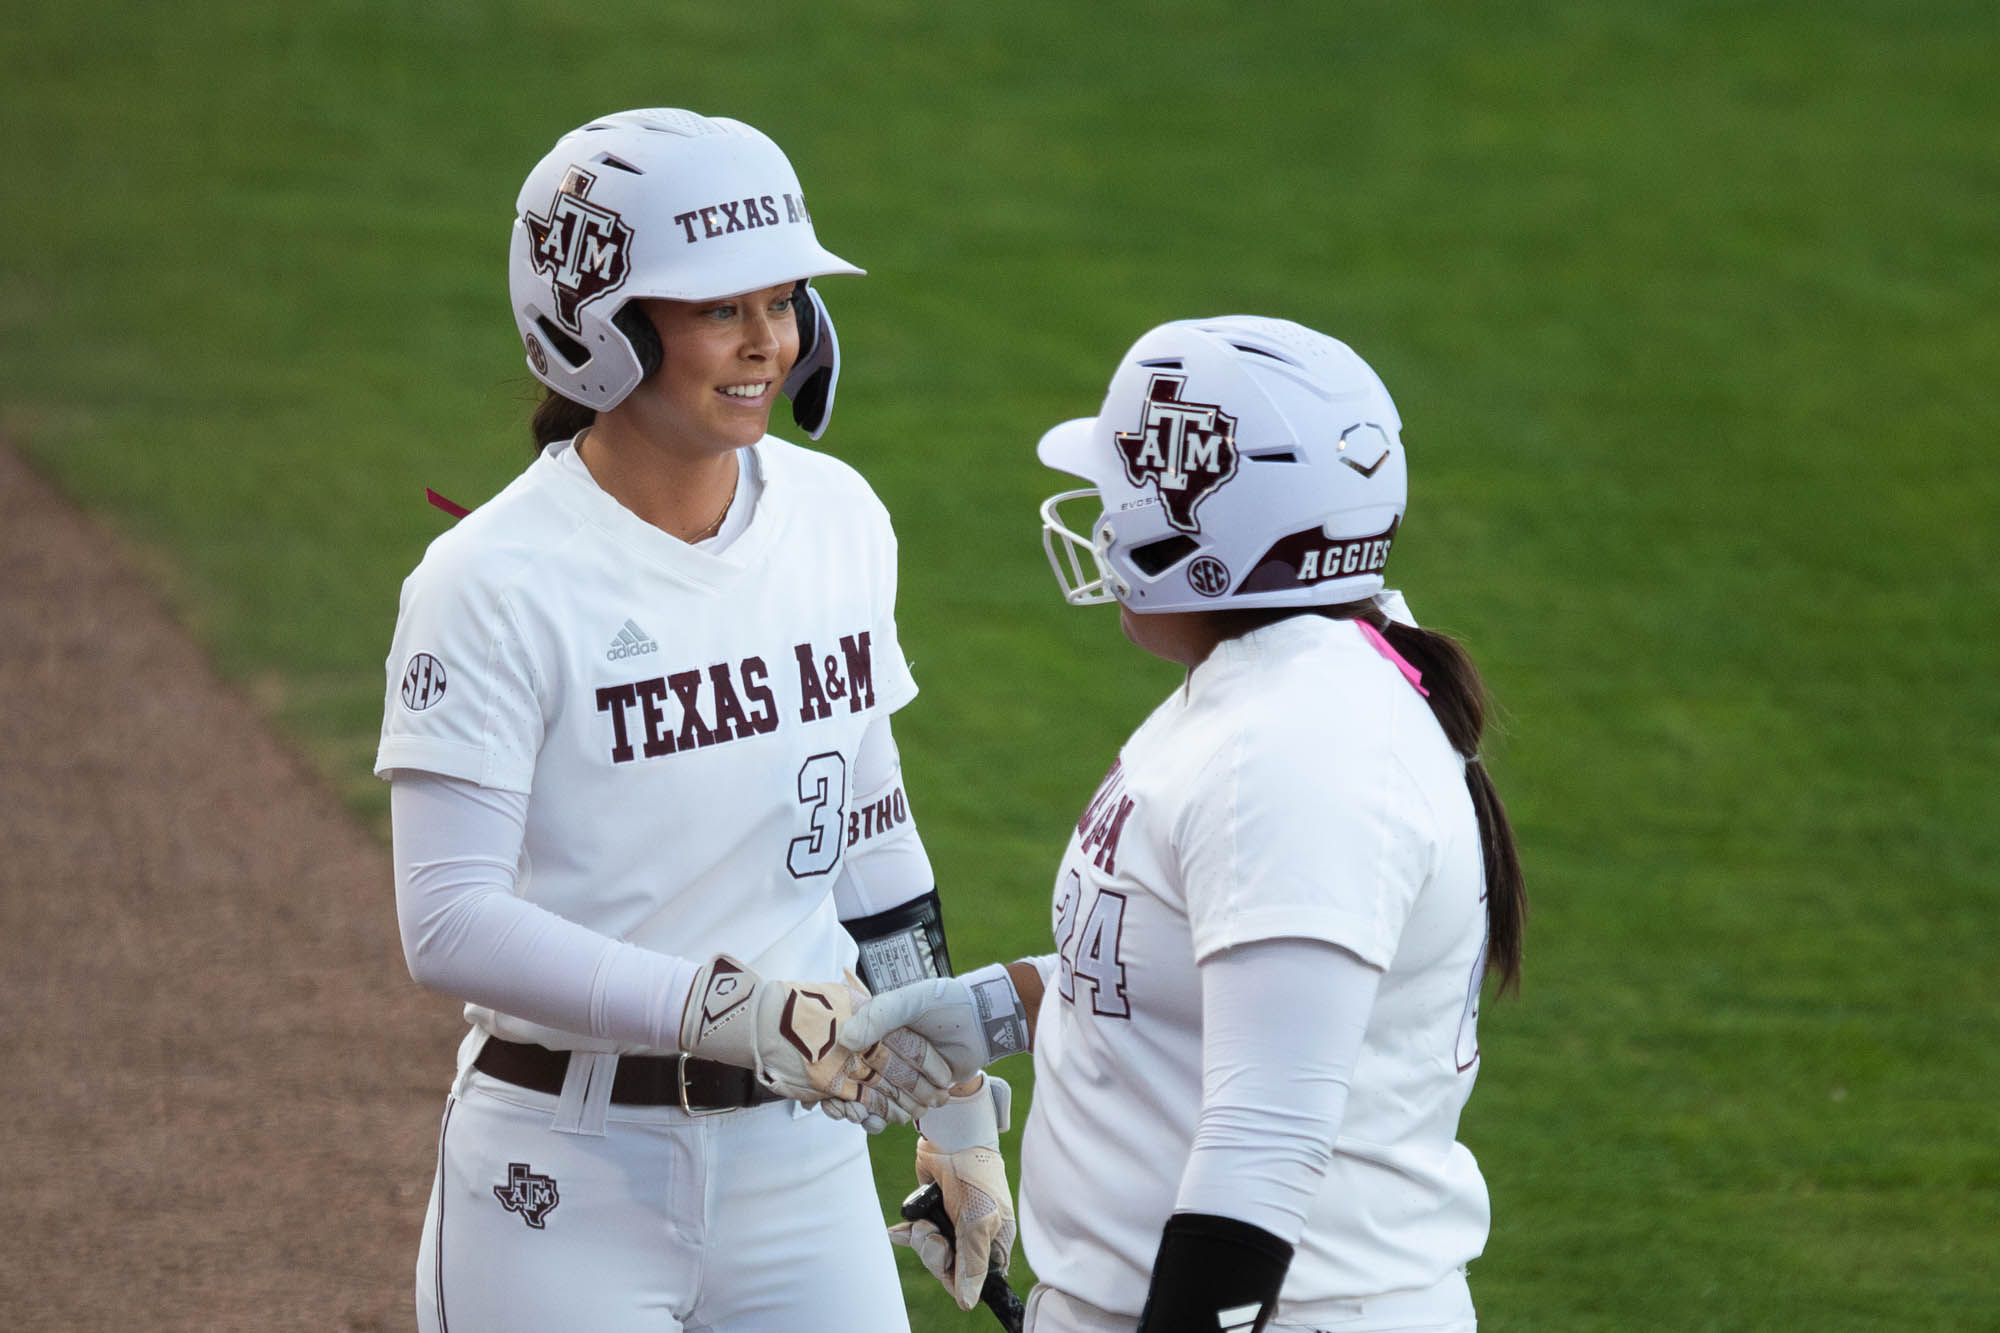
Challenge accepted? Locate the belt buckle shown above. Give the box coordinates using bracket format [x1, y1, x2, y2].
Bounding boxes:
[677, 1054, 733, 1117]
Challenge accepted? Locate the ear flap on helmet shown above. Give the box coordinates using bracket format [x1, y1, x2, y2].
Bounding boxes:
[783, 282, 841, 440]
[612, 302, 664, 380]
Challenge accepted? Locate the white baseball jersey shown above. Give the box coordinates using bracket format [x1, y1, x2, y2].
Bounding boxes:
[375, 434, 916, 1051]
[1018, 614, 1490, 1318]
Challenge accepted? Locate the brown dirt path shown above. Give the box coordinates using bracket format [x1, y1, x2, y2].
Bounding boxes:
[1, 445, 462, 1331]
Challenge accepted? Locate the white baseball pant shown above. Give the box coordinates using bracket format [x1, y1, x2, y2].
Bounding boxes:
[415, 1067, 909, 1332]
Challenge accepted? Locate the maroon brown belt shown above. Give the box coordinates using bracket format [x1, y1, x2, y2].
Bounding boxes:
[473, 1036, 783, 1114]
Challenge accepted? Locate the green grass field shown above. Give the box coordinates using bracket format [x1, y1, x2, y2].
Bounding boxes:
[5, 1, 1997, 1326]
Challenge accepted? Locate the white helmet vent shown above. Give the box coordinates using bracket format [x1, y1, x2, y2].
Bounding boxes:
[596, 107, 721, 138]
[1230, 341, 1296, 364]
[592, 153, 643, 174]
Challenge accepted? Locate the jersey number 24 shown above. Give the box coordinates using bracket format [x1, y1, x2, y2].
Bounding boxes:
[1054, 870, 1130, 1018]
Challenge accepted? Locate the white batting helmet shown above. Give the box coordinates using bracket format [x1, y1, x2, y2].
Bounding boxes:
[1038, 316, 1407, 614]
[508, 108, 863, 434]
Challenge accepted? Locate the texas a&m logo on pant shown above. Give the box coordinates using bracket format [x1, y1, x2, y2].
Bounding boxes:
[1114, 374, 1240, 534]
[524, 167, 634, 333]
[494, 1162, 560, 1229]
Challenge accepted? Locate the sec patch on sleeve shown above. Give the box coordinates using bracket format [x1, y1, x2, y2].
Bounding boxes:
[400, 652, 448, 711]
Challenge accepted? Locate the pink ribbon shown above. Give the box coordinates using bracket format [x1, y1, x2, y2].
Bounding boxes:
[1356, 619, 1429, 697]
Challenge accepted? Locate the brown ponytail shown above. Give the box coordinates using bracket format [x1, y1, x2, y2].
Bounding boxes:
[530, 387, 595, 454]
[1362, 609, 1527, 995]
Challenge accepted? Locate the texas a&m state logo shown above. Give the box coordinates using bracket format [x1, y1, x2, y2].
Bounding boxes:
[1113, 374, 1240, 534]
[524, 167, 634, 333]
[493, 1162, 560, 1229]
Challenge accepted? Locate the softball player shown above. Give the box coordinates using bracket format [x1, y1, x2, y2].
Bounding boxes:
[846, 316, 1528, 1333]
[375, 109, 980, 1333]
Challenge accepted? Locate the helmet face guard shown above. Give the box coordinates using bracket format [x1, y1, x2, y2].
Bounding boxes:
[1037, 315, 1409, 615]
[1039, 488, 1121, 605]
[508, 108, 862, 431]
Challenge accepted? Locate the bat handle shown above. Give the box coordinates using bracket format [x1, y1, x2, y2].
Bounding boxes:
[900, 1184, 1028, 1333]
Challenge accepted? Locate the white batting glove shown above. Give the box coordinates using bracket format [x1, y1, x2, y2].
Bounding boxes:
[678, 954, 921, 1124]
[839, 963, 1032, 1107]
[890, 1073, 1016, 1311]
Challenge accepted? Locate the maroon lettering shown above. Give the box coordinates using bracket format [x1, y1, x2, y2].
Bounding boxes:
[700, 207, 723, 238]
[673, 210, 700, 242]
[669, 670, 716, 748]
[636, 677, 675, 758]
[1075, 760, 1125, 837]
[597, 684, 638, 764]
[709, 662, 752, 742]
[719, 199, 744, 233]
[795, 643, 831, 722]
[741, 656, 779, 734]
[784, 193, 802, 223]
[839, 632, 876, 712]
[759, 195, 779, 226]
[1091, 796, 1137, 874]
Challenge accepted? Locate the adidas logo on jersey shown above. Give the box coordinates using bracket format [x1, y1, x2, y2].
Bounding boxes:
[606, 619, 659, 661]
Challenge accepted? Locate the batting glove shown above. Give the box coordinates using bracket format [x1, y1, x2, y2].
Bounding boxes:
[817, 1076, 911, 1135]
[678, 954, 922, 1124]
[890, 1073, 1016, 1311]
[839, 963, 1033, 1107]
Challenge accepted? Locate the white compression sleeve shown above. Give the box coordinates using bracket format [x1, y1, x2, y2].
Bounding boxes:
[390, 770, 698, 1050]
[830, 714, 937, 919]
[1174, 936, 1384, 1243]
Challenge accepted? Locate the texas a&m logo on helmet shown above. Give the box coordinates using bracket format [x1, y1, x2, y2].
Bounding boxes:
[524, 167, 634, 333]
[1113, 374, 1240, 534]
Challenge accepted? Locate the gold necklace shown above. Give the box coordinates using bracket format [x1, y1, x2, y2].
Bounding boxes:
[688, 467, 739, 543]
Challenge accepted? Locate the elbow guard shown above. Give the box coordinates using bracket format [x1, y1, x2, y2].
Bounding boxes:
[844, 887, 953, 993]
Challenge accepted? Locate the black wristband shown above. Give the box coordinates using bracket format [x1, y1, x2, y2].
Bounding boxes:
[1135, 1212, 1294, 1333]
[843, 887, 953, 992]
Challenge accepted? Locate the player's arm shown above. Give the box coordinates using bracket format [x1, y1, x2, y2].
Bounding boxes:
[391, 769, 698, 1049]
[1134, 935, 1382, 1333]
[833, 714, 949, 989]
[392, 770, 896, 1116]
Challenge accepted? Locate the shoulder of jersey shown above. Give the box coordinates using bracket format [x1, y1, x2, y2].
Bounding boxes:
[1230, 621, 1414, 751]
[761, 434, 890, 518]
[410, 461, 578, 590]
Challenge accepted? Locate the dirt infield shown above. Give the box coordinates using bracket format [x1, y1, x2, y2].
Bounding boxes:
[1, 446, 462, 1331]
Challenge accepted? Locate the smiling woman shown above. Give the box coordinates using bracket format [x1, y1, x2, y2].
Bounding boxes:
[371, 108, 976, 1333]
[571, 282, 805, 541]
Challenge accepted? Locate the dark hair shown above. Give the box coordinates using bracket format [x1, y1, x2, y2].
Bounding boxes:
[527, 304, 662, 453]
[531, 387, 595, 453]
[1213, 600, 1527, 995]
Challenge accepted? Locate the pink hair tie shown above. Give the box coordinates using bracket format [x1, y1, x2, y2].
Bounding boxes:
[1356, 619, 1430, 698]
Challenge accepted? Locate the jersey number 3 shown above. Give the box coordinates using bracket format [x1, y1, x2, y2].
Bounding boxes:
[788, 752, 847, 878]
[1055, 870, 1130, 1018]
